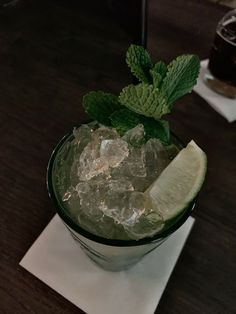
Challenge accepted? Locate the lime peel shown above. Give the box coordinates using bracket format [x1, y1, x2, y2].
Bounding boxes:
[146, 140, 207, 221]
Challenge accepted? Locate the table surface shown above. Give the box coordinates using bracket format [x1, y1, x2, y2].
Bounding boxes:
[1, 0, 236, 313]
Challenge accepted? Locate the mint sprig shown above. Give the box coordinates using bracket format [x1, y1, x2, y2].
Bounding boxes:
[82, 45, 200, 146]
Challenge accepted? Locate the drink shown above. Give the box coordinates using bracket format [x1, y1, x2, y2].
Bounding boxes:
[205, 10, 236, 98]
[54, 123, 176, 240]
[47, 124, 194, 270]
[209, 21, 236, 85]
[47, 45, 206, 271]
[47, 124, 205, 270]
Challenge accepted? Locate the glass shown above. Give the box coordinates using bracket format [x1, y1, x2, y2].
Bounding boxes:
[47, 127, 195, 272]
[205, 9, 236, 98]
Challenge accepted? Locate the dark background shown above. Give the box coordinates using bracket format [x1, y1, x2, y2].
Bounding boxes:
[0, 0, 235, 313]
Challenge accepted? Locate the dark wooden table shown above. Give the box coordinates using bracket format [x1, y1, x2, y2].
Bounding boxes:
[1, 0, 235, 313]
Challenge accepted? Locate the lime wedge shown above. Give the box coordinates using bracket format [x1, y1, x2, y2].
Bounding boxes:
[146, 140, 207, 222]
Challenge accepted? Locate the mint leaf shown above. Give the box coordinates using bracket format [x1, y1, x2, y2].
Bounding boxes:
[150, 61, 167, 88]
[153, 61, 167, 78]
[119, 83, 169, 120]
[110, 108, 170, 145]
[110, 109, 140, 136]
[150, 70, 162, 88]
[82, 91, 121, 126]
[126, 44, 153, 83]
[142, 118, 170, 145]
[160, 55, 200, 105]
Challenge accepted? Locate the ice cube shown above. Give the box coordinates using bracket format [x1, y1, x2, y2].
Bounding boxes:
[122, 124, 145, 147]
[121, 192, 164, 239]
[124, 211, 164, 240]
[107, 178, 134, 193]
[100, 139, 129, 168]
[99, 191, 131, 223]
[145, 138, 170, 179]
[121, 192, 148, 227]
[72, 124, 92, 148]
[110, 146, 146, 182]
[76, 180, 128, 239]
[68, 125, 95, 186]
[92, 126, 118, 141]
[79, 138, 101, 169]
[79, 157, 110, 181]
[128, 147, 146, 177]
[75, 182, 91, 197]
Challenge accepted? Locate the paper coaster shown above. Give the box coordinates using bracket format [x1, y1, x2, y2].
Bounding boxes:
[193, 59, 236, 123]
[20, 215, 194, 314]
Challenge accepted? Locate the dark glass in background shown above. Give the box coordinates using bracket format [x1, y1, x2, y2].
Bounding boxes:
[205, 9, 236, 98]
[208, 17, 236, 86]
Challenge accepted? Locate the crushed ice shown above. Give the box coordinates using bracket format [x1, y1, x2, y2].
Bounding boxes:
[57, 123, 176, 240]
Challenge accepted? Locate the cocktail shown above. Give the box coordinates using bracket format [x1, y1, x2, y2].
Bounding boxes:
[47, 45, 207, 271]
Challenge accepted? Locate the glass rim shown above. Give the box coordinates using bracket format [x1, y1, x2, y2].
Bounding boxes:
[46, 125, 195, 247]
[218, 8, 236, 25]
[217, 9, 236, 46]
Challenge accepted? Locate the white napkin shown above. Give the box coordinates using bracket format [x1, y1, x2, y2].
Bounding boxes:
[193, 59, 236, 122]
[20, 215, 194, 314]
